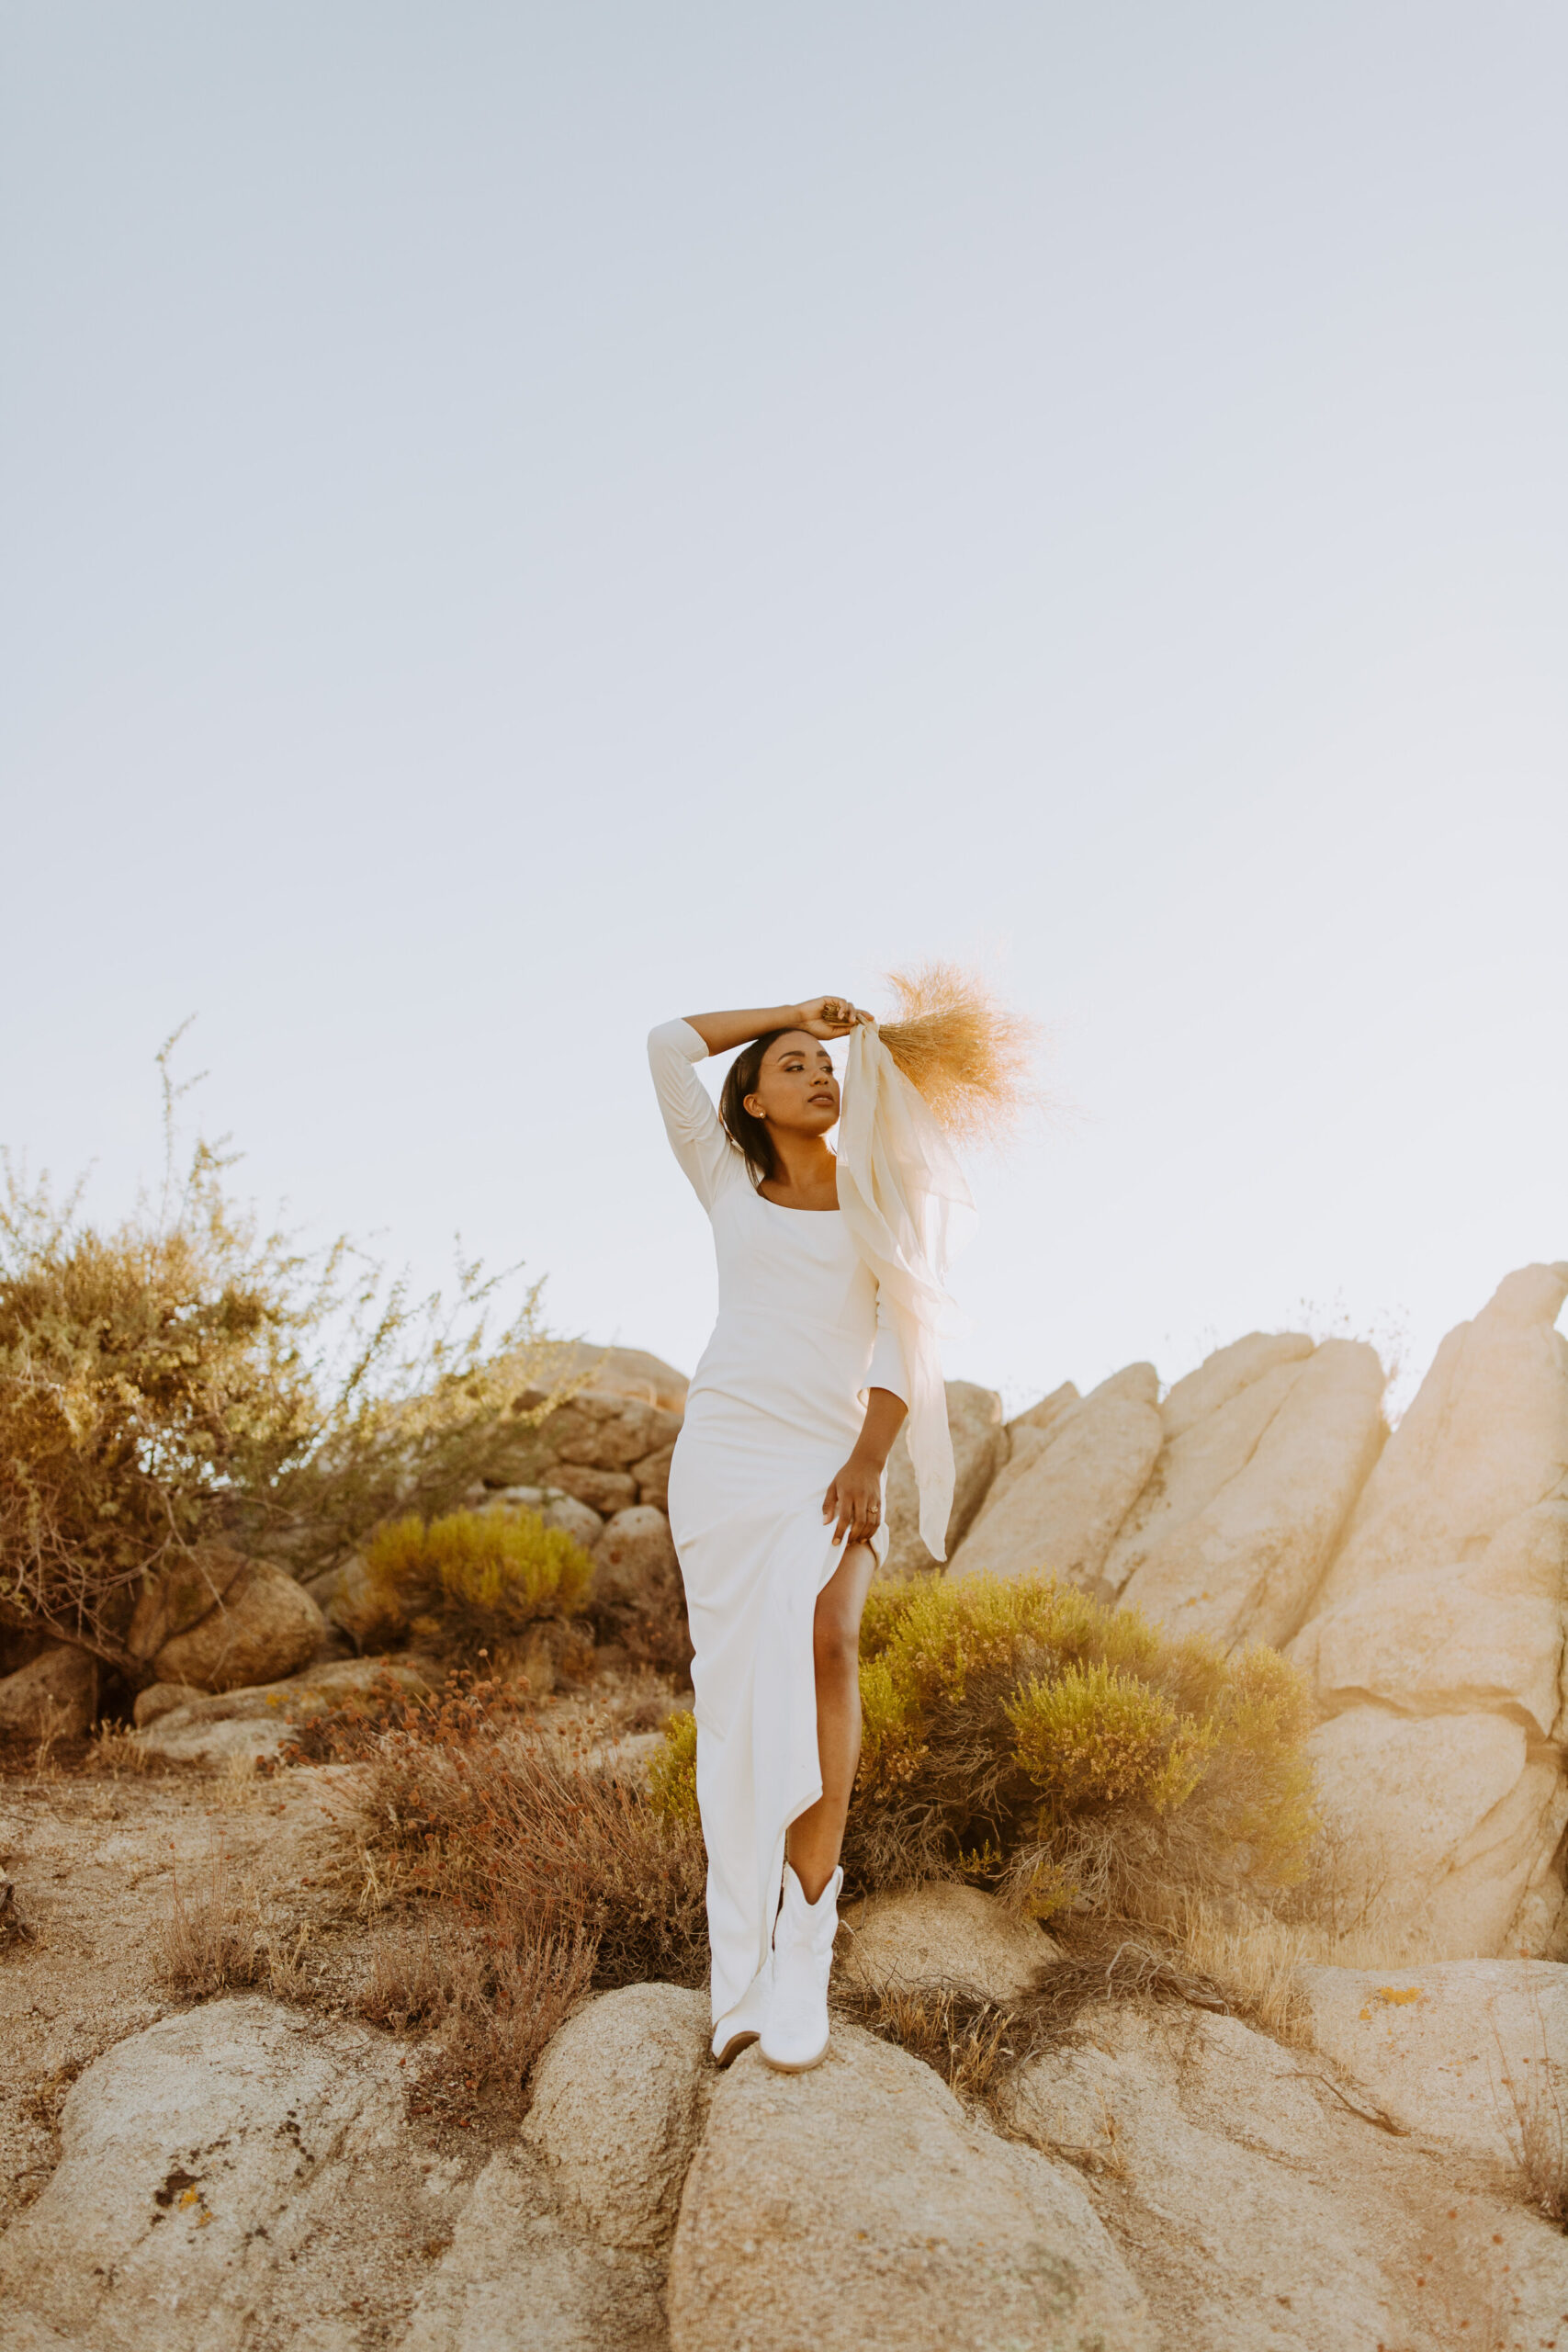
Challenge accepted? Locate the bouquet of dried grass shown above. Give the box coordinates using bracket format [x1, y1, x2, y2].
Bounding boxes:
[877, 962, 1041, 1143]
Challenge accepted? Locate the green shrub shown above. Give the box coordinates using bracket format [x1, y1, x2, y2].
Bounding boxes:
[647, 1704, 698, 1825]
[358, 1507, 594, 1656]
[846, 1571, 1316, 1922]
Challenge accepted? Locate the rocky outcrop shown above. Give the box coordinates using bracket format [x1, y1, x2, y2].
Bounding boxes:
[1116, 1338, 1387, 1648]
[592, 1507, 682, 1620]
[1288, 1264, 1568, 1958]
[1311, 1261, 1568, 1617]
[1297, 1959, 1568, 2166]
[947, 1364, 1163, 1589]
[840, 1881, 1057, 2004]
[1000, 1994, 1566, 2350]
[0, 1644, 97, 1740]
[669, 2025, 1155, 2351]
[882, 1381, 1008, 1577]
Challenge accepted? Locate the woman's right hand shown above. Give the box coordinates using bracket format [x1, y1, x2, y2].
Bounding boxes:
[795, 996, 873, 1038]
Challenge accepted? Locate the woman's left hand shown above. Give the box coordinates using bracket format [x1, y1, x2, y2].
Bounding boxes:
[823, 1453, 884, 1546]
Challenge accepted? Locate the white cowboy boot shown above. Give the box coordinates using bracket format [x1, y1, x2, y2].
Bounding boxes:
[760, 1862, 841, 2074]
[710, 1956, 772, 2067]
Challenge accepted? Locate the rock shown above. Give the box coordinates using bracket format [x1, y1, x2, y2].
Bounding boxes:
[0, 1996, 408, 2352]
[300, 1554, 372, 1633]
[592, 1507, 681, 1615]
[668, 2026, 1155, 2350]
[840, 1882, 1058, 2004]
[403, 1984, 705, 2351]
[0, 1645, 97, 1740]
[149, 1558, 325, 1693]
[1297, 1959, 1568, 2168]
[1311, 1261, 1568, 1618]
[523, 1984, 710, 2248]
[551, 1465, 638, 1515]
[548, 1391, 684, 1474]
[126, 1544, 251, 1662]
[524, 1341, 689, 1414]
[131, 1656, 434, 1763]
[401, 2147, 666, 2352]
[1118, 1339, 1386, 1648]
[1000, 1997, 1517, 2350]
[479, 1487, 606, 1551]
[1010, 1380, 1081, 1436]
[1157, 1330, 1315, 1441]
[1290, 1501, 1568, 1740]
[883, 1380, 1008, 1577]
[130, 1681, 205, 1729]
[1304, 1708, 1563, 1958]
[947, 1363, 1162, 1590]
[1104, 1348, 1318, 1593]
[630, 1444, 675, 1511]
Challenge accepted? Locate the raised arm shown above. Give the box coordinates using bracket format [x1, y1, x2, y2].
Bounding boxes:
[682, 997, 872, 1057]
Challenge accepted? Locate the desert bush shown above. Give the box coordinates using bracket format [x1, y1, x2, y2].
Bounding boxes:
[0, 1032, 579, 1666]
[352, 1506, 595, 1660]
[648, 1573, 1317, 1945]
[349, 1675, 709, 1993]
[359, 1917, 597, 2121]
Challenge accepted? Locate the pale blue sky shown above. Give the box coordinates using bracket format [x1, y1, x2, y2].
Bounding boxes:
[4, 4, 1564, 1415]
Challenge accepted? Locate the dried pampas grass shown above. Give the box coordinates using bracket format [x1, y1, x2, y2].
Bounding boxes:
[877, 962, 1041, 1144]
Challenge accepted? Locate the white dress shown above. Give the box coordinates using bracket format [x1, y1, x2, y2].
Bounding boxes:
[649, 1020, 908, 2023]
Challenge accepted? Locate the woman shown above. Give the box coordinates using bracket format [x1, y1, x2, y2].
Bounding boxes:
[649, 994, 962, 2075]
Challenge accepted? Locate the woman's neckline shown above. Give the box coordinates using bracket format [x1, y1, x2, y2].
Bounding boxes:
[753, 1186, 841, 1216]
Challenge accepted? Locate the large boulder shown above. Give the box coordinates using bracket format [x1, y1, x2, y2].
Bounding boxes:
[998, 1996, 1559, 2349]
[0, 1644, 97, 1740]
[668, 2026, 1155, 2350]
[1304, 1708, 1565, 1959]
[946, 1364, 1163, 1590]
[0, 1997, 409, 2351]
[882, 1381, 1007, 1577]
[522, 1984, 710, 2250]
[839, 1881, 1058, 2005]
[1310, 1261, 1568, 1618]
[1117, 1338, 1386, 1648]
[1297, 1959, 1568, 2168]
[401, 2148, 667, 2352]
[133, 1553, 324, 1694]
[405, 1984, 708, 2352]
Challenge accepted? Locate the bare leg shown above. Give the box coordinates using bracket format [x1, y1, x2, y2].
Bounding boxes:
[786, 1541, 877, 1903]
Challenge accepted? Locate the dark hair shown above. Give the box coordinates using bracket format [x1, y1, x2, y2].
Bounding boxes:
[719, 1029, 793, 1185]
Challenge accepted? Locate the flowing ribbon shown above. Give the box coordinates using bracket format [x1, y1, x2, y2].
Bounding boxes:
[837, 1023, 973, 1559]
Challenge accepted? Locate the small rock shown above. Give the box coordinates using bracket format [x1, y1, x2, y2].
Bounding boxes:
[629, 1444, 675, 1511]
[552, 1465, 638, 1515]
[0, 1644, 98, 1739]
[840, 1882, 1058, 2006]
[131, 1681, 205, 1729]
[592, 1507, 680, 1615]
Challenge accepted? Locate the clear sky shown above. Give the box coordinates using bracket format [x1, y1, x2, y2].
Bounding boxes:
[5, 4, 1565, 1419]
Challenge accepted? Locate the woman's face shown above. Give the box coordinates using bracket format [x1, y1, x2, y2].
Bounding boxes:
[745, 1031, 840, 1136]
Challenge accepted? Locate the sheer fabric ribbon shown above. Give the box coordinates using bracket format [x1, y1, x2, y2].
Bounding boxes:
[837, 1023, 973, 1559]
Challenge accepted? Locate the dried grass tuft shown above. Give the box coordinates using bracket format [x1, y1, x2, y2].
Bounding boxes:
[878, 962, 1041, 1143]
[835, 1978, 1019, 2104]
[360, 1916, 597, 2120]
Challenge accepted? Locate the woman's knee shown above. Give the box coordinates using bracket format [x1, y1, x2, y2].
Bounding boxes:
[813, 1600, 862, 1679]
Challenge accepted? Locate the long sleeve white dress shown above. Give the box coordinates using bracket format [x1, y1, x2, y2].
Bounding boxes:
[649, 1019, 908, 2025]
